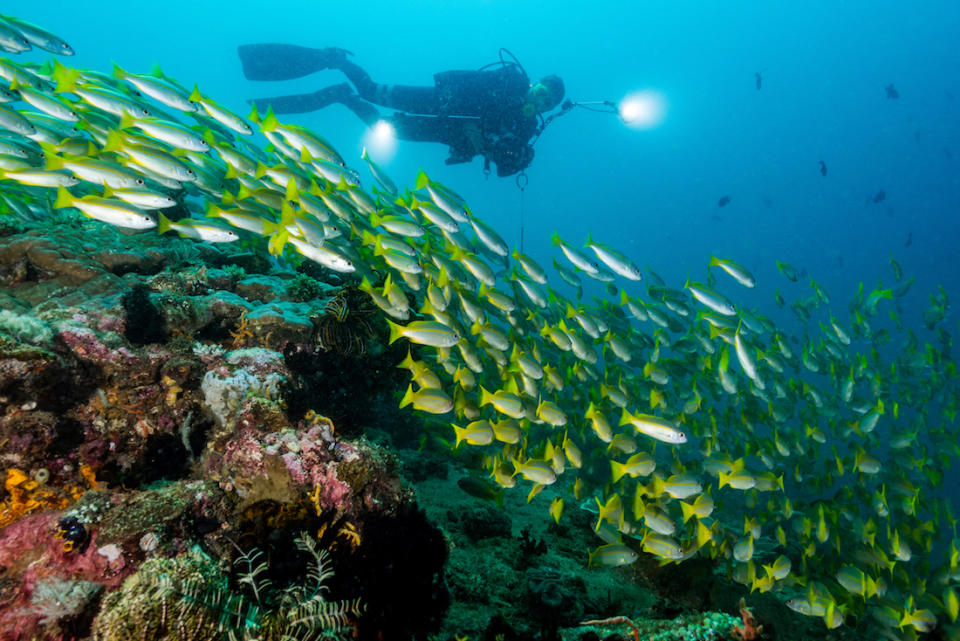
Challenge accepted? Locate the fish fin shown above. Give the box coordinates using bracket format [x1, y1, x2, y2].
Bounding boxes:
[156, 212, 172, 235]
[399, 384, 415, 410]
[52, 60, 80, 93]
[53, 186, 73, 210]
[415, 169, 429, 190]
[385, 319, 405, 345]
[267, 227, 289, 256]
[260, 106, 279, 133]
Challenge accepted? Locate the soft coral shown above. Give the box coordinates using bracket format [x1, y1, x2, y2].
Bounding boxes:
[731, 598, 763, 640]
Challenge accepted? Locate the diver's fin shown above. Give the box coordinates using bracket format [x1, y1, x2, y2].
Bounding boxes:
[237, 44, 352, 81]
[248, 83, 355, 115]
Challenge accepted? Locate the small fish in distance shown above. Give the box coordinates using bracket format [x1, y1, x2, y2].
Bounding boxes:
[885, 84, 899, 99]
[717, 195, 730, 207]
[818, 160, 827, 177]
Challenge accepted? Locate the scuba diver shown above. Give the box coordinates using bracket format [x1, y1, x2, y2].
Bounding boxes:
[237, 44, 566, 177]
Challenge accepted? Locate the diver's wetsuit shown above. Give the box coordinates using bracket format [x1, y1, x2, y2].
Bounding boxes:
[243, 47, 538, 176]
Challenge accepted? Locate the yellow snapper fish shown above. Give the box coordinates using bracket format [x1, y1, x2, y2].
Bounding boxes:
[584, 234, 643, 281]
[619, 409, 687, 444]
[399, 385, 453, 415]
[53, 186, 155, 229]
[386, 319, 461, 347]
[157, 213, 238, 242]
[588, 543, 639, 568]
[551, 231, 599, 275]
[451, 420, 494, 446]
[709, 255, 756, 288]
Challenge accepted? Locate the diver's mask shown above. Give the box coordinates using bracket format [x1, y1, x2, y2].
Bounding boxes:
[522, 83, 552, 117]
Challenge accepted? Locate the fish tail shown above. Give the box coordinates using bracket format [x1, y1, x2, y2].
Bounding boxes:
[415, 169, 429, 190]
[399, 384, 414, 409]
[397, 349, 415, 371]
[267, 227, 288, 256]
[718, 471, 730, 489]
[508, 455, 523, 478]
[451, 424, 466, 447]
[386, 319, 404, 345]
[697, 521, 712, 548]
[610, 460, 626, 483]
[41, 143, 63, 170]
[157, 212, 172, 235]
[479, 386, 492, 408]
[118, 111, 135, 130]
[102, 130, 124, 154]
[585, 401, 596, 419]
[260, 106, 279, 133]
[247, 102, 262, 125]
[52, 60, 79, 93]
[53, 186, 73, 210]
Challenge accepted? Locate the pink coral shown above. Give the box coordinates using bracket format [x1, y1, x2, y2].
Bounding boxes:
[0, 513, 132, 638]
[281, 451, 307, 485]
[57, 326, 136, 364]
[218, 428, 266, 475]
[311, 464, 351, 512]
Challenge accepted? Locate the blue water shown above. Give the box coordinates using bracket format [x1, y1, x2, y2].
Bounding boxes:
[26, 0, 959, 326]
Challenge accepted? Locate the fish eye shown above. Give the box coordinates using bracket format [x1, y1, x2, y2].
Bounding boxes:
[136, 178, 145, 185]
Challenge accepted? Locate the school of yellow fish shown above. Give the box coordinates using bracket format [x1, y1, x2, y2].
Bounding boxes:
[1, 13, 958, 639]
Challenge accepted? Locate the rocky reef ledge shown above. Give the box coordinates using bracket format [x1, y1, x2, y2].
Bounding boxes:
[0, 218, 448, 640]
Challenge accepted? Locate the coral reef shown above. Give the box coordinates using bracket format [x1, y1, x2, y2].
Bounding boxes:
[91, 534, 362, 641]
[0, 221, 435, 640]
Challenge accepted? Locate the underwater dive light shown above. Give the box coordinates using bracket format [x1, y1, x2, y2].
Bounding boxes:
[618, 90, 666, 129]
[364, 119, 397, 161]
